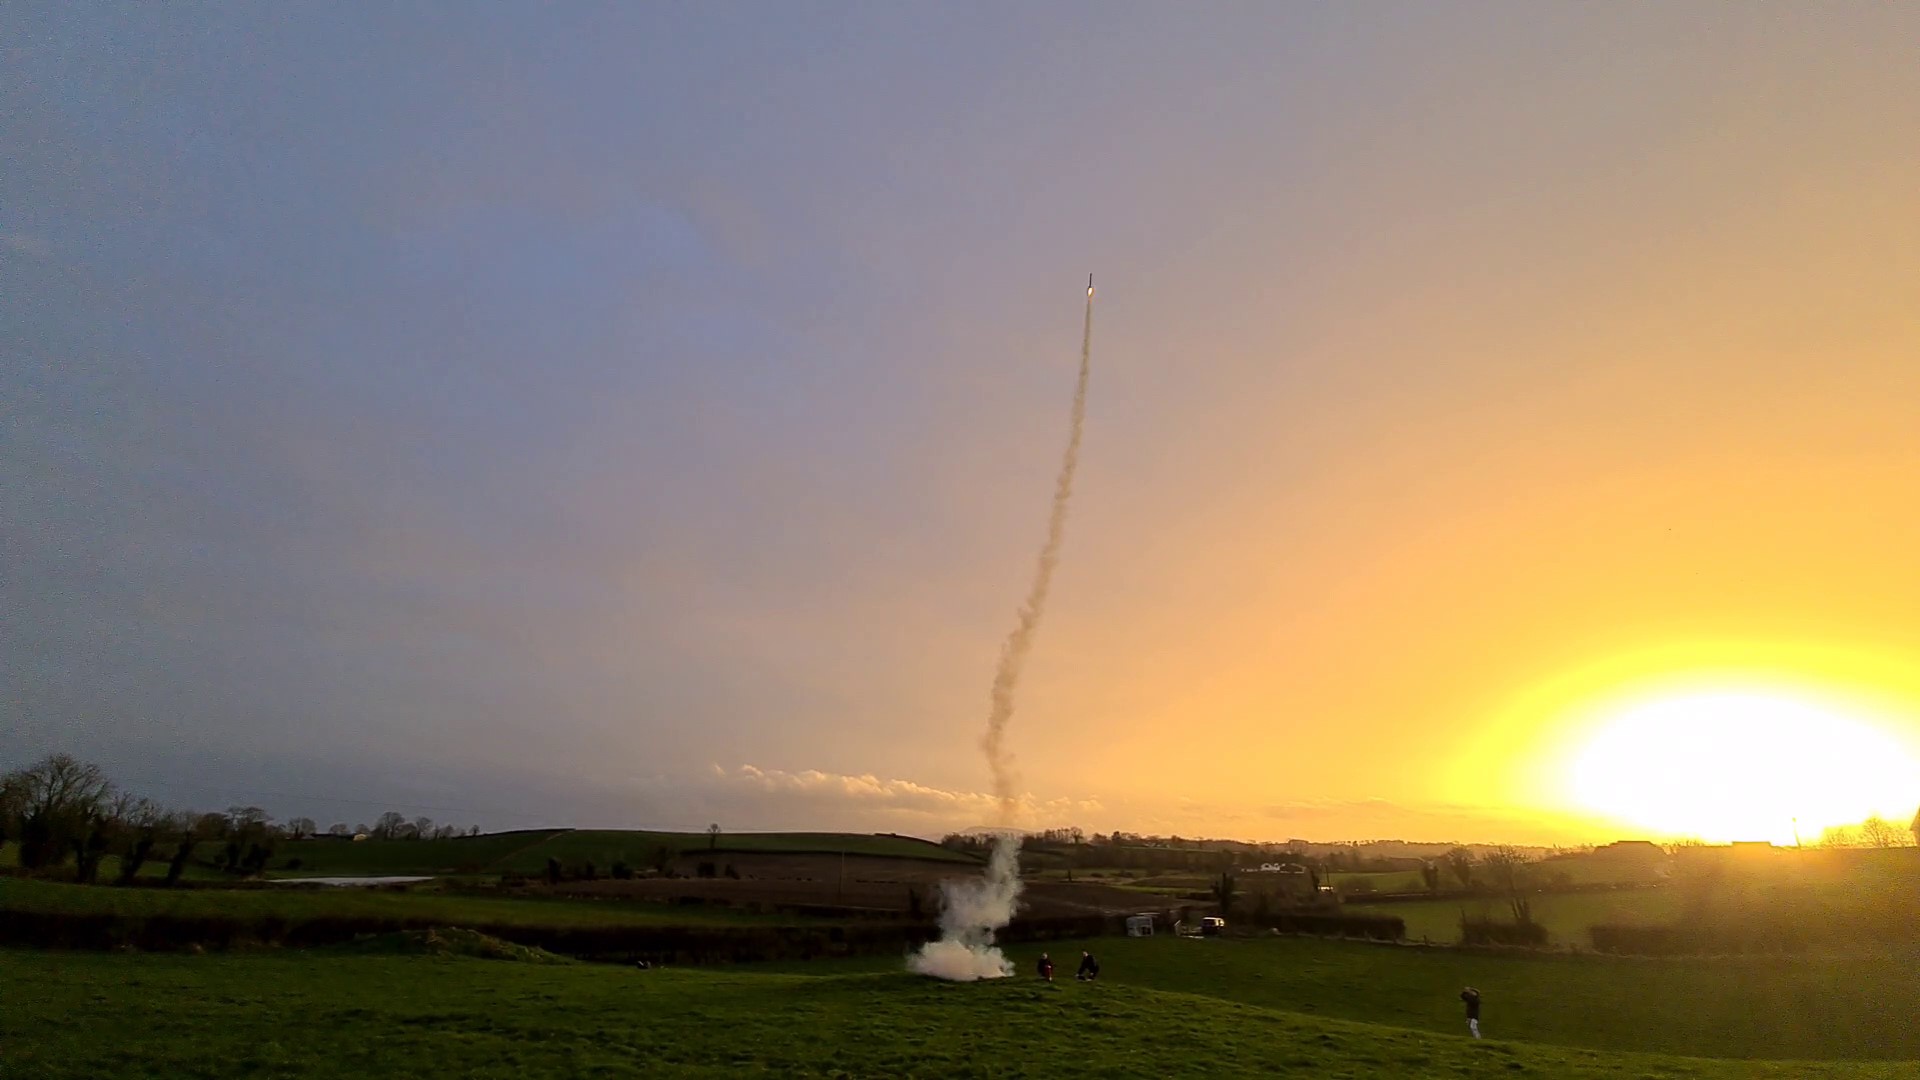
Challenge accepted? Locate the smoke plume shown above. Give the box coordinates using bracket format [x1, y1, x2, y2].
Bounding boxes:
[911, 286, 1093, 982]
[981, 291, 1093, 822]
[907, 836, 1024, 980]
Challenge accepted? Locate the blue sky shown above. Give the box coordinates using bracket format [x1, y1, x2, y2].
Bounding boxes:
[6, 5, 1918, 842]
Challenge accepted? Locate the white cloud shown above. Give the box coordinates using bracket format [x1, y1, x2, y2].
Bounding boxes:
[706, 764, 1101, 830]
[662, 767, 1596, 846]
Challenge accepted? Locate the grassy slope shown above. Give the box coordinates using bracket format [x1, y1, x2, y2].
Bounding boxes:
[1329, 869, 1429, 892]
[6, 950, 1918, 1080]
[0, 877, 800, 928]
[1350, 888, 1683, 943]
[0, 843, 226, 882]
[271, 830, 564, 875]
[776, 935, 1920, 1062]
[273, 829, 975, 877]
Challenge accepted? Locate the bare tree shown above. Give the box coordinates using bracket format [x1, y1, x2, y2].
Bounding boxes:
[1211, 871, 1238, 917]
[0, 776, 20, 856]
[372, 811, 407, 840]
[285, 817, 317, 841]
[163, 816, 200, 886]
[1819, 824, 1862, 848]
[226, 806, 270, 834]
[1444, 846, 1476, 890]
[327, 823, 350, 837]
[1859, 815, 1910, 848]
[114, 797, 168, 884]
[1482, 845, 1535, 924]
[410, 816, 433, 840]
[708, 822, 722, 851]
[3, 754, 114, 870]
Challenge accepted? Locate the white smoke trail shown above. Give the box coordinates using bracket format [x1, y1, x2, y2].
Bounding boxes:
[911, 286, 1093, 981]
[981, 290, 1093, 820]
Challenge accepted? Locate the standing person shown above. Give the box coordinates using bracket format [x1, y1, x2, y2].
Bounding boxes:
[1460, 987, 1482, 1038]
[1076, 951, 1100, 981]
[1037, 952, 1054, 982]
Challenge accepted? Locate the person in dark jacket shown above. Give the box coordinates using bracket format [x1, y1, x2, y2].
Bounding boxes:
[1460, 987, 1482, 1038]
[1076, 951, 1100, 981]
[1037, 952, 1054, 982]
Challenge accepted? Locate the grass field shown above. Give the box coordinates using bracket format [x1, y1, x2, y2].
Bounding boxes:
[0, 876, 803, 928]
[0, 843, 227, 882]
[1349, 888, 1682, 944]
[270, 829, 566, 875]
[272, 828, 976, 877]
[773, 934, 1920, 1062]
[7, 942, 1920, 1078]
[1327, 869, 1428, 893]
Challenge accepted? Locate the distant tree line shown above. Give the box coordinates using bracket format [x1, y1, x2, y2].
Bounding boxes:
[0, 754, 482, 884]
[1815, 813, 1920, 849]
[938, 828, 1563, 876]
[947, 816, 1920, 873]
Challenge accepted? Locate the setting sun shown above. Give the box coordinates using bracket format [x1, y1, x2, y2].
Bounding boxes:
[1566, 691, 1920, 844]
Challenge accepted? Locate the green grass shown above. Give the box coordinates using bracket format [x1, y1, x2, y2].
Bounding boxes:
[7, 947, 1920, 1079]
[326, 928, 574, 963]
[1328, 869, 1428, 893]
[1093, 936, 1920, 1061]
[1534, 853, 1669, 886]
[1350, 888, 1684, 944]
[270, 830, 565, 875]
[0, 843, 226, 881]
[1118, 872, 1212, 891]
[0, 876, 803, 928]
[272, 828, 976, 877]
[778, 934, 1920, 1062]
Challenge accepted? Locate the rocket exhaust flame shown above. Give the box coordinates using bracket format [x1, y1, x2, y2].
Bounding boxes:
[911, 280, 1094, 981]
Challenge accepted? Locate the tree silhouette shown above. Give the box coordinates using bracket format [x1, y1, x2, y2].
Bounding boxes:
[1444, 846, 1476, 890]
[1859, 815, 1905, 848]
[1211, 871, 1238, 917]
[1481, 845, 1534, 924]
[4, 754, 114, 870]
[707, 823, 721, 851]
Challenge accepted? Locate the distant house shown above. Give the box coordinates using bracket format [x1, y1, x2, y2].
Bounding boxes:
[1591, 841, 1667, 870]
[1672, 840, 1782, 874]
[1593, 840, 1663, 859]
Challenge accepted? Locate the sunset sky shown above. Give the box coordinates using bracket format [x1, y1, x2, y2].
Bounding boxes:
[6, 5, 1919, 846]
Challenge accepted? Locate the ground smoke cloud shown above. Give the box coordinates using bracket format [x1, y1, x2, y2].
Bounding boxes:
[912, 287, 1093, 981]
[907, 836, 1024, 980]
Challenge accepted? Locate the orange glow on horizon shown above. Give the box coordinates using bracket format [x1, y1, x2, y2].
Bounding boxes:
[1452, 642, 1920, 844]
